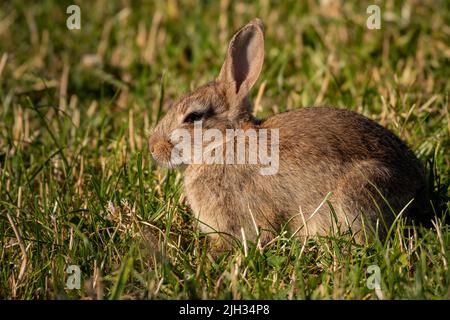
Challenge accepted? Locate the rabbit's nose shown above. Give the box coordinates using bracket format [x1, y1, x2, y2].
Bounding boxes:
[148, 137, 156, 154]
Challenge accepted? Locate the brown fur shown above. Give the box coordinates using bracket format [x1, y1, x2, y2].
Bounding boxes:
[148, 19, 427, 254]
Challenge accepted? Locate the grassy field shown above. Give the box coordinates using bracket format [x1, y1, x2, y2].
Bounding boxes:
[0, 0, 449, 299]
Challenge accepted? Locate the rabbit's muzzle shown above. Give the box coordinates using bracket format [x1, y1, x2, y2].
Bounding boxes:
[148, 135, 174, 165]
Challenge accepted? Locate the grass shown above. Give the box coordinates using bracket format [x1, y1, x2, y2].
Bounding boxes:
[0, 0, 449, 299]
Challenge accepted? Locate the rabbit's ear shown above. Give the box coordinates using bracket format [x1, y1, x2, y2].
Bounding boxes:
[217, 18, 264, 106]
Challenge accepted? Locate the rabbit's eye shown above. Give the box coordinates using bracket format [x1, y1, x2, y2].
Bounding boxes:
[183, 111, 205, 123]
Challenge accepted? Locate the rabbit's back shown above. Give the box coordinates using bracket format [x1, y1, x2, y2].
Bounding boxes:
[263, 107, 419, 167]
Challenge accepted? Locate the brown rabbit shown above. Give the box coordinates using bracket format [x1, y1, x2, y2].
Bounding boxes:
[148, 18, 428, 254]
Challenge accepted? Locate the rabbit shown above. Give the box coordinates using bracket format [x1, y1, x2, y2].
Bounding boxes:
[148, 18, 428, 254]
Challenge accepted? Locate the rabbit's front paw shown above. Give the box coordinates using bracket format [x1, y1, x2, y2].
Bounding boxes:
[208, 236, 233, 260]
